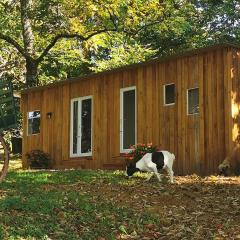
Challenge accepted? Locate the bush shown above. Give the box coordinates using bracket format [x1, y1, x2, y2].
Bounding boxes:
[124, 143, 158, 163]
[26, 150, 51, 169]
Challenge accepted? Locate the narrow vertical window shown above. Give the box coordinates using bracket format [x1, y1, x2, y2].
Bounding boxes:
[164, 83, 175, 105]
[120, 86, 136, 152]
[81, 98, 92, 154]
[70, 96, 93, 157]
[187, 88, 199, 115]
[27, 111, 40, 135]
[72, 101, 78, 154]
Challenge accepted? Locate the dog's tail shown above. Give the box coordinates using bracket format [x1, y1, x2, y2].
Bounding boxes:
[171, 153, 175, 161]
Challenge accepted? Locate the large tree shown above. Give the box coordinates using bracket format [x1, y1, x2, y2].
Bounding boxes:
[0, 0, 239, 87]
[0, 0, 117, 86]
[85, 0, 240, 73]
[130, 0, 240, 56]
[0, 0, 174, 87]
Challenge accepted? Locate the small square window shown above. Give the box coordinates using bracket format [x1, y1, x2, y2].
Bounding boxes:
[187, 88, 199, 115]
[164, 84, 175, 105]
[28, 111, 40, 135]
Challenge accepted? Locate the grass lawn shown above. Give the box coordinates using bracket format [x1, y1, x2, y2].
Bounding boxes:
[0, 157, 240, 240]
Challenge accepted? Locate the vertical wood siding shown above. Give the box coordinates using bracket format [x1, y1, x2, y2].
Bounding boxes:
[230, 49, 240, 170]
[22, 47, 235, 175]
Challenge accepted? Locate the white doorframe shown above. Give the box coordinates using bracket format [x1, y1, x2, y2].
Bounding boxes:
[70, 95, 93, 157]
[120, 86, 137, 153]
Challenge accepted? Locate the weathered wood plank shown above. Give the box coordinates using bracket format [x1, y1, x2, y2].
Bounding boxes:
[198, 54, 205, 175]
[224, 48, 233, 156]
[61, 84, 70, 161]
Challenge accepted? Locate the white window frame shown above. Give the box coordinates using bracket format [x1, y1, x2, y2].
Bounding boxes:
[27, 110, 41, 136]
[187, 87, 199, 116]
[120, 86, 137, 153]
[70, 95, 93, 157]
[163, 83, 175, 106]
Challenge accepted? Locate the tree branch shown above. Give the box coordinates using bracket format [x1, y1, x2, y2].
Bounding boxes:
[0, 33, 30, 59]
[124, 18, 167, 38]
[36, 28, 117, 64]
[0, 61, 16, 72]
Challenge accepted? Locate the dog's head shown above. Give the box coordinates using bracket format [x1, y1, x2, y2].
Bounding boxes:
[218, 159, 231, 176]
[125, 162, 139, 177]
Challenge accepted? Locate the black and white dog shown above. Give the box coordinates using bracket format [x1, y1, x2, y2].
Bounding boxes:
[126, 151, 175, 183]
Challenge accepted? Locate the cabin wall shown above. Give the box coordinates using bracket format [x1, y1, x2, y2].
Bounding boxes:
[21, 91, 43, 168]
[232, 49, 240, 143]
[229, 48, 240, 170]
[22, 47, 234, 175]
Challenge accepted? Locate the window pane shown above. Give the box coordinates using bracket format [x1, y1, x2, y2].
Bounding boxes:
[123, 90, 135, 149]
[28, 112, 34, 119]
[164, 84, 175, 105]
[188, 88, 199, 114]
[81, 98, 92, 154]
[72, 101, 78, 154]
[28, 111, 40, 135]
[28, 111, 40, 119]
[28, 119, 33, 135]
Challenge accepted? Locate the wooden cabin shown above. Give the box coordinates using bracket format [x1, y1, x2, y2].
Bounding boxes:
[21, 43, 240, 175]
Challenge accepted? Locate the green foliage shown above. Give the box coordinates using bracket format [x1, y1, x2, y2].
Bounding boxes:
[192, 0, 240, 43]
[26, 150, 51, 169]
[91, 34, 157, 72]
[0, 0, 239, 87]
[38, 39, 93, 85]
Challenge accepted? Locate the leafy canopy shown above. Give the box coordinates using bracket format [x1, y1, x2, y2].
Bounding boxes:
[0, 0, 239, 86]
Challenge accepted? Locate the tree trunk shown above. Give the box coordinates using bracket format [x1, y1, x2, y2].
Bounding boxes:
[26, 58, 38, 87]
[20, 0, 35, 56]
[1, 0, 114, 87]
[0, 134, 9, 183]
[20, 0, 39, 87]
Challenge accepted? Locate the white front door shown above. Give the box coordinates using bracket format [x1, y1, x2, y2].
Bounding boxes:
[70, 96, 93, 157]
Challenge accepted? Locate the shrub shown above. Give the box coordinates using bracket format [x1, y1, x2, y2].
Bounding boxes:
[26, 150, 51, 169]
[124, 143, 158, 163]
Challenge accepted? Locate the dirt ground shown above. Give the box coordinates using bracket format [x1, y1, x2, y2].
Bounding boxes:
[72, 174, 240, 240]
